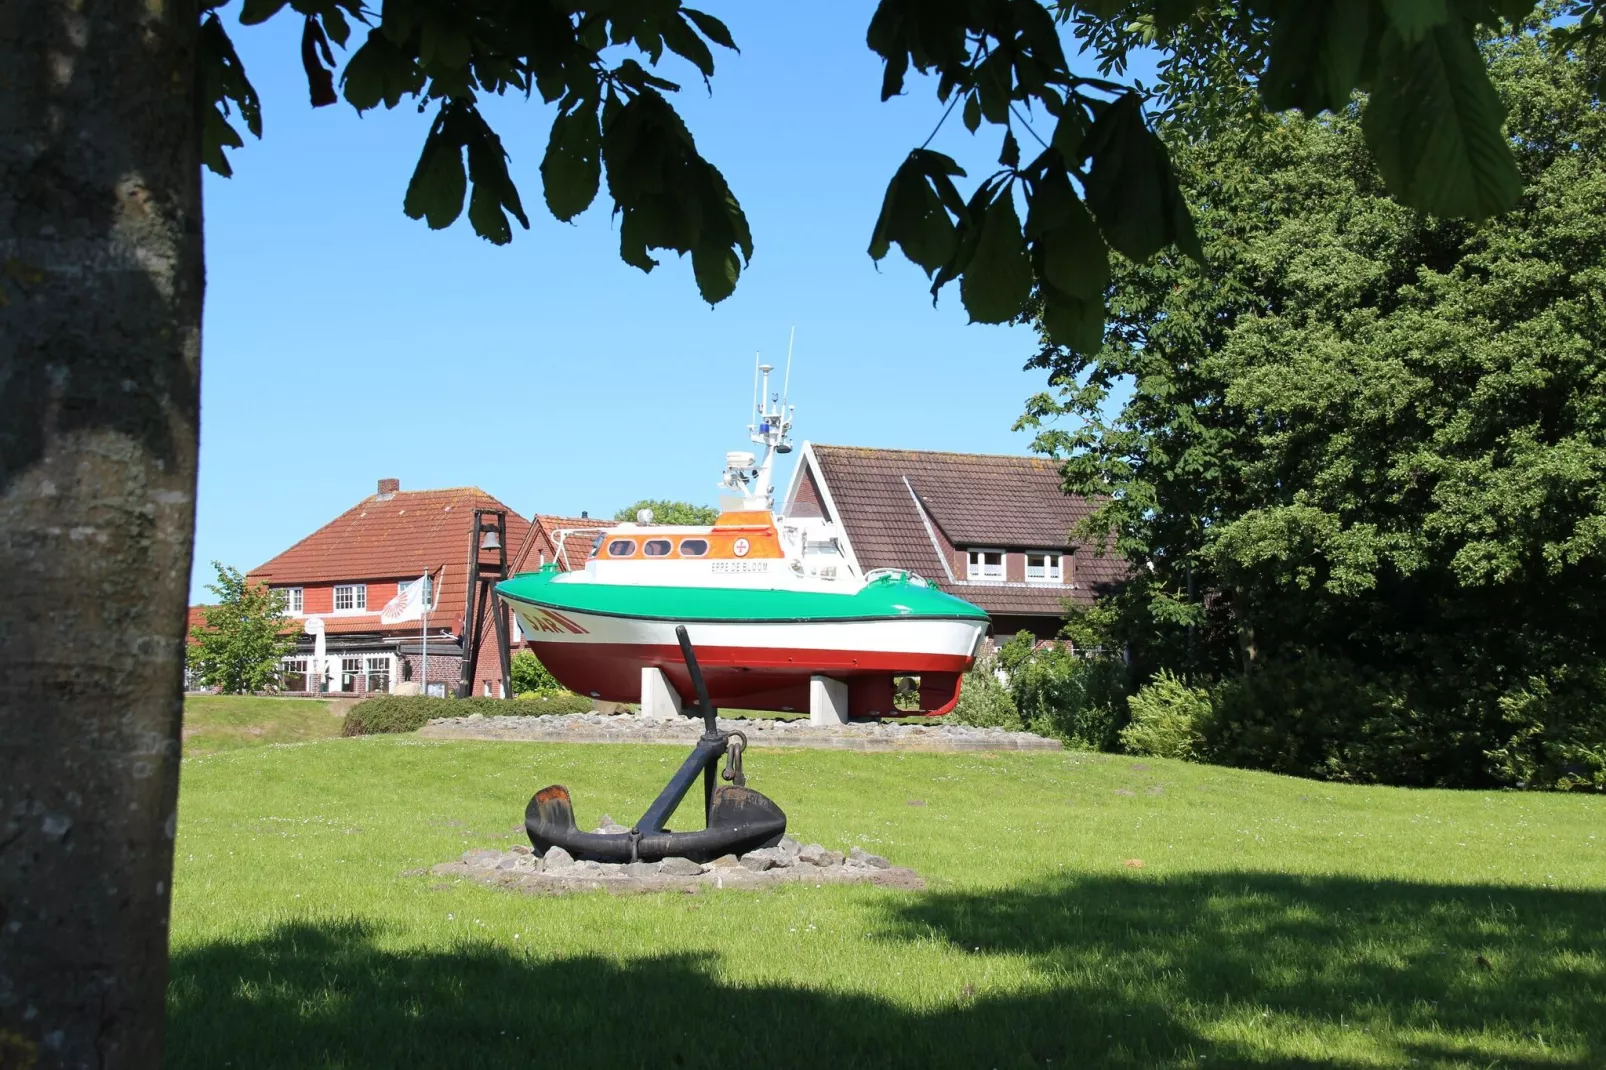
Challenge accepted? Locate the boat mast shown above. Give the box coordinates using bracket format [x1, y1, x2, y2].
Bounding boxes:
[720, 342, 794, 511]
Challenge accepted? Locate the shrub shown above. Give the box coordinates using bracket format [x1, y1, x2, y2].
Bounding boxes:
[949, 656, 1023, 730]
[1487, 663, 1606, 791]
[1121, 670, 1211, 760]
[1007, 640, 1130, 750]
[510, 650, 562, 694]
[1205, 657, 1416, 783]
[342, 693, 596, 735]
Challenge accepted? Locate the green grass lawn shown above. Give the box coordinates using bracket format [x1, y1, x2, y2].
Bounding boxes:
[181, 695, 346, 754]
[169, 699, 1605, 1068]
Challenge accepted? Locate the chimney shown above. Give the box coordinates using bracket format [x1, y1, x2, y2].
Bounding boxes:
[580, 510, 588, 519]
[377, 478, 400, 498]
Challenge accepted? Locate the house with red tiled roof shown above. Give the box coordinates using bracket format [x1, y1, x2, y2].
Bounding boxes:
[246, 478, 534, 697]
[782, 444, 1126, 642]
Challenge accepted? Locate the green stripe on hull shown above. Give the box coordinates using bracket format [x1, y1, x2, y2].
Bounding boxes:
[497, 565, 989, 624]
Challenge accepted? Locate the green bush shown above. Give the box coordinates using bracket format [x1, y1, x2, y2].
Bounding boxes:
[1487, 663, 1606, 791]
[1121, 670, 1211, 760]
[342, 693, 596, 735]
[949, 656, 1023, 730]
[1003, 635, 1130, 750]
[1204, 657, 1415, 783]
[510, 650, 562, 694]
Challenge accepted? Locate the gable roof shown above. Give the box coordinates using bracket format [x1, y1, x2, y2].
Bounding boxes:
[247, 485, 532, 635]
[509, 514, 607, 575]
[802, 444, 1126, 616]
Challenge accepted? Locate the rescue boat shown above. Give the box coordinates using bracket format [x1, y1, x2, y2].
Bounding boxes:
[497, 361, 989, 717]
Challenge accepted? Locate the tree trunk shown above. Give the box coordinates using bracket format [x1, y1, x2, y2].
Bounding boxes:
[0, 1, 201, 1066]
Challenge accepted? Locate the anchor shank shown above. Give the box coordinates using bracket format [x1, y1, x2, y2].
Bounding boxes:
[635, 734, 728, 834]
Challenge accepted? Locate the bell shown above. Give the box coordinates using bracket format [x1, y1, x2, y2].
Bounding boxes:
[479, 528, 501, 551]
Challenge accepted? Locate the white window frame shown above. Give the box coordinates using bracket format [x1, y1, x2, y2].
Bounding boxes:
[1025, 552, 1063, 583]
[278, 587, 304, 615]
[333, 584, 367, 612]
[364, 655, 392, 694]
[967, 549, 1005, 581]
[339, 656, 363, 693]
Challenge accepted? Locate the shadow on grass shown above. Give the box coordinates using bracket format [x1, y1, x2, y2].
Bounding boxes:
[167, 873, 1605, 1069]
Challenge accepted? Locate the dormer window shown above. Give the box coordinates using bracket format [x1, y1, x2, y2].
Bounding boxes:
[1026, 553, 1063, 582]
[279, 587, 304, 614]
[967, 550, 1004, 581]
[334, 584, 366, 611]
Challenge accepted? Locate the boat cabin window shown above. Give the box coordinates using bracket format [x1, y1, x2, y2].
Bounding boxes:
[643, 539, 672, 557]
[607, 539, 637, 557]
[678, 538, 709, 557]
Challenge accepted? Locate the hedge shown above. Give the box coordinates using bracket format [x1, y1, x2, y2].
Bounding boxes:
[341, 692, 598, 736]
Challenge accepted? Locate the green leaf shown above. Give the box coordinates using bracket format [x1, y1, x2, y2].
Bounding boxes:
[1039, 286, 1105, 353]
[963, 93, 981, 133]
[1262, 1, 1373, 114]
[683, 8, 738, 51]
[1084, 94, 1203, 263]
[463, 111, 530, 245]
[960, 190, 1032, 324]
[1379, 0, 1450, 40]
[662, 14, 716, 79]
[403, 109, 467, 230]
[975, 50, 1011, 125]
[198, 13, 261, 177]
[1000, 130, 1020, 168]
[239, 0, 289, 25]
[1029, 176, 1110, 300]
[541, 102, 602, 222]
[1362, 22, 1522, 220]
[867, 156, 958, 273]
[341, 30, 423, 112]
[692, 243, 741, 304]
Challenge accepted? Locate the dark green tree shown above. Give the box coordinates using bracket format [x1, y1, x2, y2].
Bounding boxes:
[1021, 14, 1606, 789]
[613, 499, 719, 525]
[187, 563, 298, 694]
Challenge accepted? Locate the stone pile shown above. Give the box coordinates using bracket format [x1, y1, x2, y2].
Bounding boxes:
[431, 825, 924, 895]
[418, 711, 1061, 752]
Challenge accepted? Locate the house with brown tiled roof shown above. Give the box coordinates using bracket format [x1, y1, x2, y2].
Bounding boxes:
[782, 444, 1126, 642]
[246, 478, 534, 697]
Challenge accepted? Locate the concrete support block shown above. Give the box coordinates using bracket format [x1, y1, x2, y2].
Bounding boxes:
[809, 674, 850, 726]
[641, 667, 684, 720]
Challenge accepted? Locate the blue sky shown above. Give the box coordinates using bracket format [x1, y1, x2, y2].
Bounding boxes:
[194, 3, 1145, 599]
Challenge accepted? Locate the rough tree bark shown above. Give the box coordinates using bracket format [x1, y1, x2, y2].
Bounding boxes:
[0, 1, 201, 1066]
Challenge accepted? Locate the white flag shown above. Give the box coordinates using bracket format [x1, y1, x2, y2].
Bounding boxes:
[380, 575, 428, 623]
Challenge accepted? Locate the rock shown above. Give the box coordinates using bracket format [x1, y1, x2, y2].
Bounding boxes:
[510, 844, 532, 855]
[742, 847, 793, 869]
[659, 856, 704, 877]
[739, 853, 776, 872]
[462, 848, 503, 868]
[624, 861, 659, 879]
[540, 846, 574, 872]
[818, 850, 845, 867]
[708, 854, 743, 869]
[778, 837, 802, 858]
[849, 847, 891, 869]
[496, 858, 519, 871]
[594, 823, 632, 836]
[797, 843, 827, 866]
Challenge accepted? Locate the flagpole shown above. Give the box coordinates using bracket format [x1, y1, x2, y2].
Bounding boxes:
[421, 570, 430, 696]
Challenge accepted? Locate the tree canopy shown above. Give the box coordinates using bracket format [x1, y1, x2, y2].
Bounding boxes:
[187, 563, 298, 694]
[613, 499, 720, 525]
[1020, 14, 1606, 789]
[198, 0, 1596, 347]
